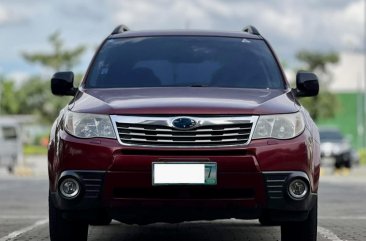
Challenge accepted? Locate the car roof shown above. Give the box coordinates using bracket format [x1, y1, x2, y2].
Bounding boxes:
[108, 30, 263, 40]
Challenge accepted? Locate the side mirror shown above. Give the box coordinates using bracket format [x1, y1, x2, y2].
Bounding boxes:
[51, 71, 77, 96]
[294, 71, 319, 97]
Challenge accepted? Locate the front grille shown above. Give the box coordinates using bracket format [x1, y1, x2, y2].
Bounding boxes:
[111, 116, 257, 147]
[116, 123, 252, 146]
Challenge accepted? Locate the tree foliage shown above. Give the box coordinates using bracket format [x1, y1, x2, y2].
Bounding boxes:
[22, 32, 86, 71]
[296, 51, 339, 73]
[0, 32, 86, 123]
[20, 77, 73, 123]
[0, 77, 20, 114]
[296, 50, 340, 121]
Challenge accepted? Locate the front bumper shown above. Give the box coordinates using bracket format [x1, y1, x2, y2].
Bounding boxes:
[49, 130, 319, 223]
[50, 169, 317, 223]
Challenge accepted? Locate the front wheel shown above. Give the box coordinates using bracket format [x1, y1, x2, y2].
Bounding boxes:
[89, 217, 112, 226]
[258, 213, 279, 226]
[49, 195, 89, 241]
[281, 202, 317, 241]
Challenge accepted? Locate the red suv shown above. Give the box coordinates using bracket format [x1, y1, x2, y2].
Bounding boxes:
[48, 25, 320, 241]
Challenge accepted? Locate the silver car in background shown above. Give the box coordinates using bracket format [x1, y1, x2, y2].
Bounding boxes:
[319, 127, 358, 168]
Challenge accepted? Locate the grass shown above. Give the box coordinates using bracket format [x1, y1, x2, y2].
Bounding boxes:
[358, 149, 366, 165]
[24, 145, 48, 155]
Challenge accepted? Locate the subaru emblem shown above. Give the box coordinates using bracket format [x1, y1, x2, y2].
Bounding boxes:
[172, 117, 197, 130]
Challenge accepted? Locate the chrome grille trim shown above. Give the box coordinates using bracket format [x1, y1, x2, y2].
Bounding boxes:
[110, 115, 258, 148]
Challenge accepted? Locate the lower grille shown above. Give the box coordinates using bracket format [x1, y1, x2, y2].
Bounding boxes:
[263, 173, 289, 200]
[76, 172, 105, 199]
[113, 187, 255, 199]
[111, 115, 257, 147]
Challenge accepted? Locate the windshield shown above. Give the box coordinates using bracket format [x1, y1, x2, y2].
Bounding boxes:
[86, 36, 285, 89]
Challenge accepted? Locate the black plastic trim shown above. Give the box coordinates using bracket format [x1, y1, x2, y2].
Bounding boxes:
[263, 171, 316, 211]
[51, 170, 106, 210]
[111, 24, 130, 35]
[242, 25, 260, 35]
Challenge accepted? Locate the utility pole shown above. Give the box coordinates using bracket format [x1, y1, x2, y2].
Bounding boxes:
[0, 82, 2, 115]
[364, 0, 366, 147]
[357, 74, 363, 148]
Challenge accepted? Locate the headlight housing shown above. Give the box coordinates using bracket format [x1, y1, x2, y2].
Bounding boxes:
[252, 112, 305, 140]
[64, 111, 116, 139]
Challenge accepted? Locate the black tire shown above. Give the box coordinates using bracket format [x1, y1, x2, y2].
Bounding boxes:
[334, 157, 342, 169]
[344, 160, 352, 169]
[258, 214, 279, 226]
[49, 195, 89, 241]
[281, 202, 317, 241]
[89, 217, 112, 226]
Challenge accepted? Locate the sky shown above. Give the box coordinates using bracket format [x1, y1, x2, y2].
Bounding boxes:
[0, 0, 364, 82]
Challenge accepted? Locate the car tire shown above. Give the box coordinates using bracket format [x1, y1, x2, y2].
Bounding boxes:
[281, 202, 317, 241]
[258, 213, 279, 226]
[344, 160, 352, 169]
[49, 195, 89, 241]
[89, 217, 112, 226]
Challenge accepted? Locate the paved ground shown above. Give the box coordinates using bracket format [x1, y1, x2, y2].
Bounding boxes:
[0, 159, 366, 241]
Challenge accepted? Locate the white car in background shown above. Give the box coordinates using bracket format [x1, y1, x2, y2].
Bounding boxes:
[0, 119, 21, 173]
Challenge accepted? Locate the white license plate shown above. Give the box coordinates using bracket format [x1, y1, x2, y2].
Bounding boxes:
[152, 163, 217, 185]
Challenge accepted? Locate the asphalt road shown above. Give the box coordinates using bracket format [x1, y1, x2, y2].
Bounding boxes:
[0, 170, 365, 241]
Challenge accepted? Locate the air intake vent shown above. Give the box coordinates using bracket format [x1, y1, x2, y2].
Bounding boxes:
[263, 173, 289, 200]
[76, 172, 105, 199]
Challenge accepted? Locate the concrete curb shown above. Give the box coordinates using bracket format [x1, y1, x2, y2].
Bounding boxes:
[14, 165, 34, 176]
[11, 155, 48, 177]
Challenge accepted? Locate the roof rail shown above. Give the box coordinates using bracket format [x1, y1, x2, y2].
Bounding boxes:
[111, 24, 130, 35]
[242, 25, 260, 36]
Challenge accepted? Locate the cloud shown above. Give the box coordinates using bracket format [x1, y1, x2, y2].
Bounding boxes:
[0, 4, 12, 24]
[0, 0, 364, 77]
[325, 0, 364, 49]
[57, 0, 108, 23]
[110, 0, 364, 59]
[0, 3, 29, 26]
[112, 0, 214, 29]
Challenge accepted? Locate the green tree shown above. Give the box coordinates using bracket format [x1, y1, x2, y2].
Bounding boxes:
[15, 77, 63, 121]
[22, 32, 86, 71]
[296, 50, 340, 121]
[0, 76, 20, 114]
[16, 32, 86, 123]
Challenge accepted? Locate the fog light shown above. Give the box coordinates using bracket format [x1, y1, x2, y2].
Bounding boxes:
[59, 178, 80, 199]
[288, 179, 308, 200]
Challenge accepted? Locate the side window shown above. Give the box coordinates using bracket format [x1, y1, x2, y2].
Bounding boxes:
[2, 127, 17, 140]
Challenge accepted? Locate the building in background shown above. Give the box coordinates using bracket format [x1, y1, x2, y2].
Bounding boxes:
[312, 51, 364, 149]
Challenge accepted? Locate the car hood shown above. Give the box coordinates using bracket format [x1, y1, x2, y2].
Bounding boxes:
[70, 87, 299, 115]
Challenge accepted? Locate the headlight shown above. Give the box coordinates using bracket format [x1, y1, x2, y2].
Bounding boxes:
[64, 111, 116, 139]
[252, 112, 305, 140]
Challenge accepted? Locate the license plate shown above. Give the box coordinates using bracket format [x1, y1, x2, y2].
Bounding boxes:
[152, 163, 217, 185]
